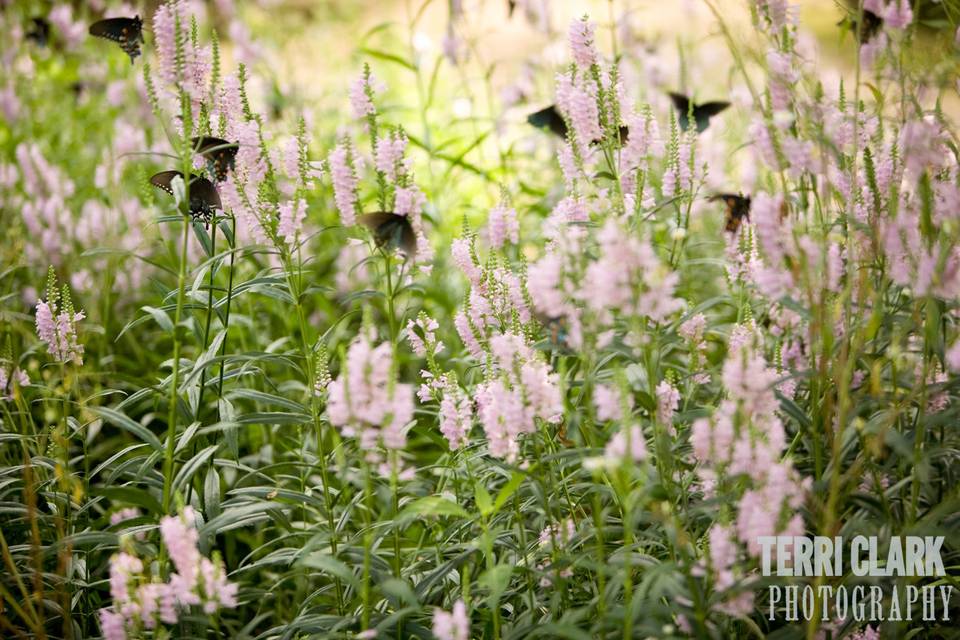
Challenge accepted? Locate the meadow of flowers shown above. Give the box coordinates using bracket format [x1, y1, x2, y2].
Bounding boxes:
[1, 0, 959, 638]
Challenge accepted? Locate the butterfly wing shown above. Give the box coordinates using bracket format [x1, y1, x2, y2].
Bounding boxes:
[668, 92, 692, 131]
[710, 194, 751, 233]
[26, 18, 51, 47]
[151, 171, 221, 223]
[188, 177, 222, 223]
[192, 137, 239, 182]
[360, 212, 417, 256]
[860, 10, 883, 43]
[527, 105, 568, 139]
[692, 101, 731, 133]
[89, 16, 143, 63]
[149, 170, 184, 195]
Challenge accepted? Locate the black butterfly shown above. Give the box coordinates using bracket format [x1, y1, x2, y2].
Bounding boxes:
[709, 193, 751, 234]
[527, 105, 630, 144]
[150, 171, 222, 224]
[839, 9, 883, 44]
[191, 137, 238, 182]
[528, 105, 568, 138]
[89, 16, 144, 63]
[507, 0, 517, 17]
[668, 92, 730, 133]
[360, 212, 417, 256]
[26, 17, 51, 47]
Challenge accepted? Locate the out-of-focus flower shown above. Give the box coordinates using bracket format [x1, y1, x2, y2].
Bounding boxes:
[568, 18, 598, 70]
[432, 599, 469, 640]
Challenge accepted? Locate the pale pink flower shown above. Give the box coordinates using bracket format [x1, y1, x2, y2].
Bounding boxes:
[99, 609, 126, 640]
[568, 18, 598, 70]
[349, 69, 380, 120]
[656, 380, 680, 426]
[327, 331, 415, 473]
[487, 203, 519, 249]
[48, 5, 85, 50]
[946, 341, 960, 373]
[0, 365, 29, 401]
[604, 425, 647, 463]
[432, 599, 469, 640]
[556, 73, 602, 147]
[374, 132, 408, 181]
[35, 295, 84, 365]
[452, 238, 481, 286]
[439, 386, 472, 450]
[277, 198, 307, 247]
[329, 142, 359, 226]
[594, 383, 629, 422]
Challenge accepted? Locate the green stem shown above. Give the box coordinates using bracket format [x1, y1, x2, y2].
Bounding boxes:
[161, 216, 192, 514]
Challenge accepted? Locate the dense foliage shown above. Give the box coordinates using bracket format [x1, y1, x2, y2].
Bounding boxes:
[1, 1, 959, 638]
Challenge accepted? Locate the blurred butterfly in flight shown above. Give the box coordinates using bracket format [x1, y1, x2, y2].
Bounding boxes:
[668, 92, 730, 133]
[89, 16, 144, 63]
[26, 17, 51, 47]
[150, 171, 222, 224]
[839, 8, 883, 44]
[191, 137, 239, 183]
[709, 193, 751, 234]
[360, 212, 417, 257]
[527, 105, 630, 144]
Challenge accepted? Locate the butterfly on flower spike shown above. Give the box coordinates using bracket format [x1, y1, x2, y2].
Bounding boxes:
[150, 171, 222, 225]
[668, 92, 730, 133]
[89, 16, 144, 63]
[527, 105, 630, 144]
[709, 193, 751, 234]
[360, 212, 417, 257]
[191, 137, 239, 183]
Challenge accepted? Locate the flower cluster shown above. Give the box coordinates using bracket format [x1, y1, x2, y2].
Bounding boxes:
[327, 329, 416, 477]
[475, 333, 562, 461]
[35, 268, 84, 365]
[98, 508, 237, 640]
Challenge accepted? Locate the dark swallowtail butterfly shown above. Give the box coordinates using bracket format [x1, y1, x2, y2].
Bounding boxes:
[527, 105, 630, 144]
[89, 16, 144, 63]
[26, 17, 51, 47]
[508, 0, 517, 17]
[191, 137, 238, 182]
[709, 193, 751, 234]
[528, 105, 568, 138]
[360, 212, 417, 256]
[150, 170, 222, 224]
[839, 9, 883, 44]
[668, 92, 731, 133]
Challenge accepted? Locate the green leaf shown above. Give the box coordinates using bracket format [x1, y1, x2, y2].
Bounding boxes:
[358, 47, 415, 71]
[398, 496, 468, 520]
[204, 466, 221, 520]
[492, 471, 526, 514]
[474, 482, 493, 517]
[300, 552, 361, 590]
[172, 444, 217, 494]
[90, 486, 162, 514]
[236, 412, 311, 425]
[478, 564, 513, 608]
[89, 406, 163, 452]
